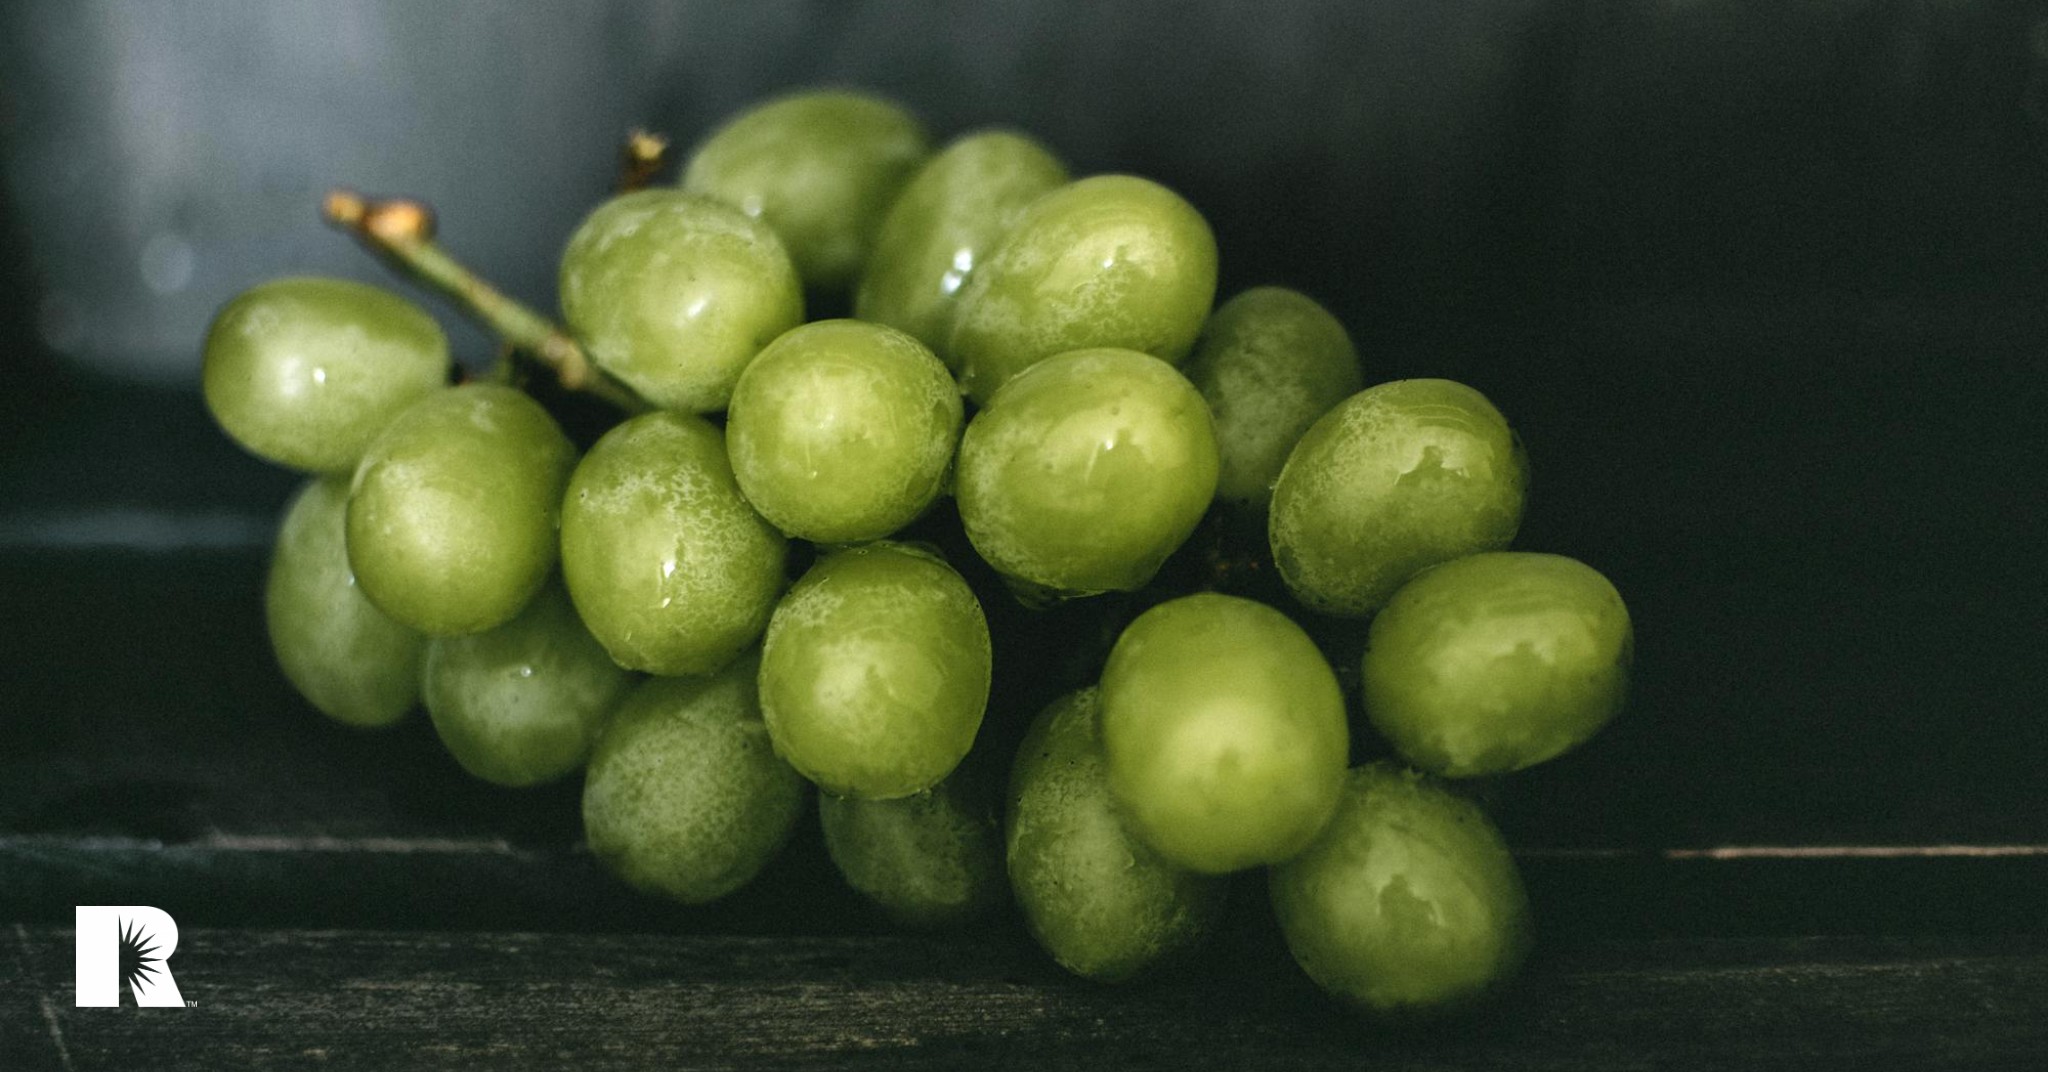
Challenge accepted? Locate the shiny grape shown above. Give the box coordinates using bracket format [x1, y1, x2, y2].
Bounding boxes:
[559, 411, 788, 676]
[955, 348, 1218, 598]
[725, 319, 962, 544]
[1363, 552, 1632, 778]
[203, 277, 449, 473]
[346, 384, 576, 636]
[1269, 763, 1533, 1015]
[1269, 378, 1527, 617]
[265, 476, 424, 728]
[1099, 593, 1348, 873]
[758, 543, 990, 799]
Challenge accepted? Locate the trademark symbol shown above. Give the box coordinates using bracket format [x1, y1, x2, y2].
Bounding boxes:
[185, 1000, 197, 1008]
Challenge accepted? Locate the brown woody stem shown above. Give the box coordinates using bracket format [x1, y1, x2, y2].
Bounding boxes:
[322, 189, 646, 412]
[618, 129, 672, 192]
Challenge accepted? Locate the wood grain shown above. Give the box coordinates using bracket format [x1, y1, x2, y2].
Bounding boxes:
[4, 928, 2045, 1071]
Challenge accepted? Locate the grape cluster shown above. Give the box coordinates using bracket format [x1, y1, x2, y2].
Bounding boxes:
[206, 89, 1633, 1018]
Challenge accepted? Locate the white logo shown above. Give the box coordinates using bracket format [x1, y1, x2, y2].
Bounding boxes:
[74, 906, 186, 1008]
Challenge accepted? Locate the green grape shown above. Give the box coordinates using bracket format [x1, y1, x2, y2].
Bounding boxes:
[758, 543, 989, 799]
[581, 655, 806, 905]
[202, 277, 449, 473]
[559, 189, 804, 412]
[947, 175, 1218, 404]
[955, 348, 1218, 597]
[1363, 552, 1632, 778]
[1183, 286, 1362, 510]
[853, 129, 1069, 357]
[681, 89, 931, 292]
[1269, 379, 1527, 617]
[560, 411, 788, 676]
[1007, 688, 1227, 983]
[725, 320, 962, 544]
[1269, 763, 1533, 1016]
[346, 384, 575, 636]
[265, 476, 424, 728]
[422, 580, 635, 788]
[818, 769, 1005, 929]
[1099, 593, 1348, 874]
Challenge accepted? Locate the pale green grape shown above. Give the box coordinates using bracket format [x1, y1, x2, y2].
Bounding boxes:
[422, 581, 635, 787]
[1099, 593, 1348, 873]
[559, 411, 788, 676]
[954, 348, 1218, 597]
[725, 319, 961, 544]
[682, 89, 930, 292]
[1364, 552, 1632, 778]
[581, 655, 807, 905]
[203, 277, 449, 473]
[1007, 688, 1227, 982]
[1183, 286, 1362, 509]
[1270, 763, 1533, 1016]
[948, 175, 1218, 404]
[758, 543, 989, 799]
[559, 189, 804, 412]
[265, 476, 424, 728]
[346, 384, 576, 636]
[1270, 379, 1527, 617]
[818, 770, 1004, 928]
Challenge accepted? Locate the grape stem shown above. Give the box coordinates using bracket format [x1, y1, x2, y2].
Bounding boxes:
[618, 129, 672, 192]
[322, 189, 647, 413]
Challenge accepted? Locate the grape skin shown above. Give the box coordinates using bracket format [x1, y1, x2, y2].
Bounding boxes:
[955, 348, 1219, 597]
[345, 384, 577, 637]
[1099, 593, 1349, 874]
[818, 770, 1005, 929]
[422, 580, 635, 788]
[1183, 286, 1362, 510]
[682, 89, 931, 292]
[1363, 552, 1632, 778]
[948, 175, 1218, 405]
[758, 543, 990, 800]
[581, 655, 806, 905]
[265, 476, 424, 728]
[1269, 378, 1527, 617]
[854, 129, 1070, 358]
[559, 411, 788, 676]
[1269, 763, 1533, 1016]
[203, 277, 449, 474]
[725, 319, 962, 544]
[559, 189, 804, 413]
[1006, 688, 1227, 983]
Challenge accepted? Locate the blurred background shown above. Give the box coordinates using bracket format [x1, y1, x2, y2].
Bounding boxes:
[2, 0, 2045, 930]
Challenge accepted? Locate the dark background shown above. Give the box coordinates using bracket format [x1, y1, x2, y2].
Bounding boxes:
[2, 0, 2044, 932]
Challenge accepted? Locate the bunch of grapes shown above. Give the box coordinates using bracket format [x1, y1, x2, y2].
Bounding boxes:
[204, 90, 1633, 1018]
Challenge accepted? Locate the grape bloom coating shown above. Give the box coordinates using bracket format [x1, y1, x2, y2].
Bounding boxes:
[758, 543, 991, 800]
[948, 175, 1218, 404]
[955, 348, 1219, 598]
[559, 189, 804, 413]
[345, 383, 577, 637]
[1363, 552, 1633, 778]
[682, 89, 931, 292]
[560, 411, 789, 677]
[1269, 763, 1533, 1016]
[582, 656, 806, 905]
[1007, 689, 1227, 982]
[725, 319, 962, 544]
[1269, 378, 1527, 617]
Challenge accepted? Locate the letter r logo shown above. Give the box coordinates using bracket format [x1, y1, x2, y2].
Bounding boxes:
[75, 906, 185, 1008]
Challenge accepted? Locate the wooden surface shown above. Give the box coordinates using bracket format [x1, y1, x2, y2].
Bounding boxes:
[5, 928, 2046, 1071]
